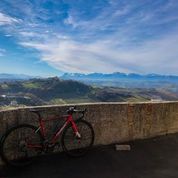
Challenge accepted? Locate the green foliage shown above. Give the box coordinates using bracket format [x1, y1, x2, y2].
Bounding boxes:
[22, 82, 40, 89]
[50, 98, 66, 104]
[1, 84, 9, 89]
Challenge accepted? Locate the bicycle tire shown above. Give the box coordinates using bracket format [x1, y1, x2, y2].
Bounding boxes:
[0, 124, 43, 167]
[61, 120, 94, 157]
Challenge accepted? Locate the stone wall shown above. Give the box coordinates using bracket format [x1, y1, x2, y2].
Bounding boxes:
[1, 101, 178, 165]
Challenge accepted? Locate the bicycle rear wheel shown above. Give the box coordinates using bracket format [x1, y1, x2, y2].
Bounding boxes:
[0, 124, 43, 167]
[61, 120, 94, 157]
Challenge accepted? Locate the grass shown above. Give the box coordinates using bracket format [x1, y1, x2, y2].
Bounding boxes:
[50, 98, 67, 104]
[0, 105, 26, 111]
[126, 95, 149, 102]
[22, 82, 41, 89]
[1, 84, 9, 89]
[65, 98, 96, 104]
[50, 97, 95, 104]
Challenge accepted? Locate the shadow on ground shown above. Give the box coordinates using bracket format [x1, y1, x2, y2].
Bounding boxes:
[1, 133, 178, 178]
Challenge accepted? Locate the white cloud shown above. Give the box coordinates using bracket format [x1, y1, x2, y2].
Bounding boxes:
[20, 30, 178, 75]
[63, 3, 130, 30]
[2, 0, 178, 74]
[64, 15, 79, 28]
[18, 0, 178, 75]
[0, 12, 21, 25]
[19, 31, 37, 37]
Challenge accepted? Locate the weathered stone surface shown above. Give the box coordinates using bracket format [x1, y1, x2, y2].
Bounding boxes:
[1, 101, 178, 165]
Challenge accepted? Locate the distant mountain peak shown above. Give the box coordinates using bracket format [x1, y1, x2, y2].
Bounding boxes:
[61, 72, 178, 79]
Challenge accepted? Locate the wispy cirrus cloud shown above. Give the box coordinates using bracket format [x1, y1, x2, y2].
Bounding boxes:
[0, 12, 21, 25]
[1, 0, 178, 75]
[20, 29, 178, 74]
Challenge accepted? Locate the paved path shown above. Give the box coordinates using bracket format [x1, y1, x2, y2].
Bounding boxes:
[1, 133, 178, 178]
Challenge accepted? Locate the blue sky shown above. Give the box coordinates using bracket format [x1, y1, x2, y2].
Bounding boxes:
[0, 0, 178, 76]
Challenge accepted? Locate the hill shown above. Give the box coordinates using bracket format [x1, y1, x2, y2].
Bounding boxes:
[0, 77, 178, 107]
[0, 77, 93, 106]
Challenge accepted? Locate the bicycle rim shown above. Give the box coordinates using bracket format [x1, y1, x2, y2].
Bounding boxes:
[61, 120, 94, 157]
[0, 124, 43, 167]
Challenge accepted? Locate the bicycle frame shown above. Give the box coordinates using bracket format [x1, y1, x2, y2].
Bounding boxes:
[27, 114, 80, 150]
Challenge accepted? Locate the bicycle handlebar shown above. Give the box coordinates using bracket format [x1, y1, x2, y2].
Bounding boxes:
[66, 107, 87, 115]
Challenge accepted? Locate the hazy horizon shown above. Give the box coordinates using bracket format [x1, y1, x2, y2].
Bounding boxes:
[2, 71, 178, 79]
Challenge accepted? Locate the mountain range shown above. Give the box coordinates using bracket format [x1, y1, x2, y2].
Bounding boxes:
[1, 72, 178, 89]
[61, 72, 178, 80]
[1, 72, 178, 80]
[61, 72, 178, 88]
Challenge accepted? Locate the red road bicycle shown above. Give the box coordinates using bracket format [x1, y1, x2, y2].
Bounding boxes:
[0, 106, 95, 166]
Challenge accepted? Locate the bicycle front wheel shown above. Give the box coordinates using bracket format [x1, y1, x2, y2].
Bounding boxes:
[61, 120, 94, 157]
[0, 124, 43, 167]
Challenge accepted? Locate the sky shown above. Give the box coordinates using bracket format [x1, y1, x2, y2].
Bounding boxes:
[0, 0, 178, 76]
